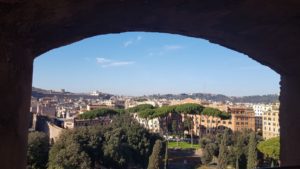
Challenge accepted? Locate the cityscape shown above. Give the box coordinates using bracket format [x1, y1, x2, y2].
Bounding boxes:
[28, 86, 280, 169]
[28, 32, 280, 169]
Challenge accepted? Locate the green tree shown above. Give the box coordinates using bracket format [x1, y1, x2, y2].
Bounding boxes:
[102, 114, 160, 168]
[147, 140, 163, 169]
[202, 107, 230, 134]
[48, 142, 92, 169]
[217, 132, 228, 169]
[138, 108, 156, 119]
[49, 113, 161, 169]
[138, 108, 156, 129]
[257, 137, 280, 166]
[175, 103, 204, 115]
[27, 132, 49, 169]
[48, 126, 103, 169]
[234, 134, 247, 169]
[127, 104, 155, 113]
[247, 132, 257, 169]
[79, 108, 119, 119]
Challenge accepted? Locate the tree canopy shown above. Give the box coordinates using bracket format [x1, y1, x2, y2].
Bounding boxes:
[48, 114, 161, 169]
[202, 107, 231, 119]
[79, 108, 119, 119]
[138, 108, 156, 119]
[131, 103, 230, 121]
[48, 126, 102, 169]
[152, 105, 177, 118]
[147, 140, 163, 169]
[257, 137, 280, 160]
[127, 104, 155, 113]
[27, 132, 49, 169]
[175, 103, 204, 114]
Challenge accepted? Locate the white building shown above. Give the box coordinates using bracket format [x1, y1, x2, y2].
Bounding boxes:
[133, 113, 160, 133]
[125, 99, 157, 109]
[252, 104, 273, 116]
[252, 104, 274, 131]
[90, 90, 101, 96]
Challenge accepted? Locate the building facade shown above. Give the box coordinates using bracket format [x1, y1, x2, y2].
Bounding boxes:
[262, 109, 280, 139]
[133, 113, 161, 133]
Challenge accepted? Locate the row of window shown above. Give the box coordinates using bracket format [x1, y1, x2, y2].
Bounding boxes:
[263, 117, 277, 121]
[264, 127, 280, 132]
[263, 122, 279, 127]
[236, 122, 248, 125]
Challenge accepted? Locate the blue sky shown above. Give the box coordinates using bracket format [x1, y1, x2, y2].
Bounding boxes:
[33, 32, 280, 96]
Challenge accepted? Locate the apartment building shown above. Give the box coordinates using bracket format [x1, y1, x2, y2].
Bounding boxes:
[253, 104, 273, 131]
[183, 106, 255, 136]
[184, 114, 232, 136]
[228, 107, 255, 131]
[262, 109, 280, 139]
[133, 113, 161, 133]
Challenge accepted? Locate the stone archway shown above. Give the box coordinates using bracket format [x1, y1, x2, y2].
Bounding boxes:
[1, 1, 300, 168]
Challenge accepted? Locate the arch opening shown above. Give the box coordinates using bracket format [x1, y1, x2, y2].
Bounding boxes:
[31, 32, 280, 169]
[1, 1, 300, 168]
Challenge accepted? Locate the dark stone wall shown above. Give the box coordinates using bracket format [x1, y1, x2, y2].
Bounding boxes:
[0, 0, 299, 75]
[280, 76, 300, 166]
[0, 47, 33, 169]
[0, 0, 300, 168]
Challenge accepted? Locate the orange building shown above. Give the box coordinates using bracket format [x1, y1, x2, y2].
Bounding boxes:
[182, 106, 255, 136]
[228, 107, 255, 132]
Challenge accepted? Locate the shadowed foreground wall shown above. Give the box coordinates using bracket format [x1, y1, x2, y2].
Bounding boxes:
[0, 0, 300, 168]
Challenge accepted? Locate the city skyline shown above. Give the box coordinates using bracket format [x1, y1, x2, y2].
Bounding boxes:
[33, 32, 280, 96]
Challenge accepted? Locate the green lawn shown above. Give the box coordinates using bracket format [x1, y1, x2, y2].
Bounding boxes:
[168, 141, 200, 149]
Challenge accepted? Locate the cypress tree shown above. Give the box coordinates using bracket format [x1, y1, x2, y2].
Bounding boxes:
[217, 132, 228, 169]
[235, 134, 246, 169]
[148, 140, 163, 169]
[247, 132, 257, 169]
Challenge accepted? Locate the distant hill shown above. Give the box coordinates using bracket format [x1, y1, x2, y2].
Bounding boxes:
[32, 87, 112, 100]
[230, 95, 279, 104]
[148, 93, 279, 104]
[32, 87, 279, 104]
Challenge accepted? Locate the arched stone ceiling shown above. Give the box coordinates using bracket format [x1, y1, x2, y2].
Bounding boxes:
[1, 0, 300, 75]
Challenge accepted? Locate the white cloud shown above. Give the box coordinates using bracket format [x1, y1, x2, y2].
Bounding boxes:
[123, 36, 142, 47]
[96, 58, 111, 64]
[146, 45, 183, 56]
[123, 40, 133, 47]
[96, 57, 135, 68]
[102, 61, 135, 67]
[164, 45, 183, 51]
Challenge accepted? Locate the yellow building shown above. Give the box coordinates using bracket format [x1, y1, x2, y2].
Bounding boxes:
[262, 109, 280, 139]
